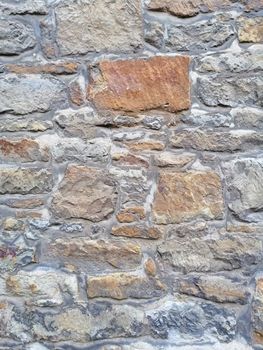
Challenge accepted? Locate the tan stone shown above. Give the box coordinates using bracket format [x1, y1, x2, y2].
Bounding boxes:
[153, 171, 224, 224]
[153, 152, 195, 167]
[4, 62, 78, 75]
[117, 207, 146, 223]
[112, 225, 161, 239]
[127, 140, 165, 152]
[50, 238, 142, 269]
[112, 153, 149, 168]
[87, 271, 165, 299]
[88, 56, 190, 113]
[253, 277, 263, 344]
[51, 165, 117, 222]
[238, 16, 263, 43]
[144, 258, 157, 276]
[6, 198, 44, 209]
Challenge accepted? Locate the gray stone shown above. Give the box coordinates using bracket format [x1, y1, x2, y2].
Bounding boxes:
[231, 107, 263, 128]
[223, 159, 263, 222]
[0, 0, 48, 14]
[0, 19, 36, 55]
[55, 0, 143, 55]
[0, 75, 67, 115]
[252, 276, 263, 344]
[182, 112, 232, 127]
[197, 75, 263, 107]
[145, 20, 165, 49]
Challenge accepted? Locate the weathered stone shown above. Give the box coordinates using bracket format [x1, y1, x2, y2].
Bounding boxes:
[87, 272, 165, 299]
[153, 152, 195, 168]
[0, 0, 48, 14]
[51, 165, 117, 221]
[116, 207, 146, 223]
[243, 0, 263, 12]
[55, 0, 143, 55]
[153, 170, 224, 224]
[232, 107, 263, 128]
[171, 129, 263, 152]
[197, 75, 263, 107]
[0, 117, 52, 133]
[69, 75, 86, 106]
[112, 153, 149, 168]
[4, 62, 78, 75]
[0, 138, 49, 163]
[6, 198, 44, 209]
[144, 258, 157, 277]
[6, 268, 79, 306]
[39, 14, 58, 59]
[112, 225, 161, 239]
[126, 140, 165, 152]
[252, 277, 263, 345]
[165, 15, 234, 52]
[238, 16, 263, 43]
[158, 235, 262, 273]
[182, 112, 232, 127]
[50, 238, 142, 269]
[177, 275, 250, 304]
[2, 218, 24, 231]
[88, 56, 190, 113]
[0, 168, 53, 194]
[0, 19, 36, 55]
[145, 20, 165, 49]
[0, 75, 67, 115]
[223, 159, 263, 222]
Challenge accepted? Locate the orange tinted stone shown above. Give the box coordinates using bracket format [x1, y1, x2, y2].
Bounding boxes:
[88, 56, 190, 113]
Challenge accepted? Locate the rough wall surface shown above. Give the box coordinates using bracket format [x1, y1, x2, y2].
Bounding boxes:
[0, 0, 263, 349]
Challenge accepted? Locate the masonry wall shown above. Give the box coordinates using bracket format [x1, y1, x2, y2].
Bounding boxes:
[0, 0, 263, 349]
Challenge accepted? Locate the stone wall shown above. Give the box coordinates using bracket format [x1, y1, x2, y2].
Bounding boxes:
[0, 0, 263, 349]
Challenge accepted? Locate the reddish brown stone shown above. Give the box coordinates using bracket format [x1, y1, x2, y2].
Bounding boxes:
[112, 225, 161, 239]
[112, 153, 149, 168]
[88, 56, 190, 113]
[69, 76, 86, 106]
[116, 207, 146, 223]
[6, 198, 44, 209]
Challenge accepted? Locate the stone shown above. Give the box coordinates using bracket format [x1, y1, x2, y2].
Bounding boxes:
[145, 20, 165, 49]
[0, 138, 49, 163]
[0, 168, 53, 194]
[153, 152, 195, 168]
[182, 112, 232, 127]
[112, 153, 149, 168]
[87, 272, 165, 299]
[0, 0, 48, 14]
[153, 170, 224, 224]
[144, 258, 157, 277]
[197, 75, 263, 107]
[6, 268, 79, 306]
[0, 19, 36, 55]
[51, 165, 117, 221]
[50, 238, 142, 269]
[2, 218, 24, 231]
[69, 75, 86, 106]
[112, 225, 162, 239]
[55, 0, 143, 55]
[116, 207, 145, 223]
[0, 117, 52, 133]
[4, 62, 78, 75]
[177, 275, 250, 304]
[164, 15, 234, 52]
[158, 235, 262, 273]
[126, 140, 165, 152]
[232, 107, 263, 128]
[223, 159, 263, 222]
[252, 277, 263, 345]
[88, 56, 190, 113]
[238, 16, 263, 43]
[243, 0, 263, 12]
[39, 14, 58, 59]
[0, 75, 67, 115]
[6, 198, 44, 210]
[171, 129, 263, 152]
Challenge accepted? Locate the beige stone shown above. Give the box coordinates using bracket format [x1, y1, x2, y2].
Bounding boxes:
[238, 16, 263, 43]
[112, 225, 161, 239]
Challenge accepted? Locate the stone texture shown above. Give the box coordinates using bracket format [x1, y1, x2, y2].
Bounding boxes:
[181, 112, 232, 127]
[6, 268, 79, 306]
[4, 62, 78, 75]
[252, 277, 263, 345]
[158, 235, 262, 273]
[0, 117, 52, 133]
[55, 0, 143, 55]
[232, 107, 263, 128]
[171, 129, 263, 152]
[0, 75, 67, 115]
[0, 0, 48, 14]
[87, 272, 165, 299]
[51, 165, 117, 221]
[112, 225, 162, 239]
[0, 168, 53, 194]
[50, 238, 142, 269]
[88, 56, 190, 113]
[223, 159, 263, 222]
[116, 207, 146, 223]
[197, 75, 263, 107]
[0, 19, 36, 55]
[153, 152, 196, 167]
[153, 170, 224, 224]
[238, 16, 263, 43]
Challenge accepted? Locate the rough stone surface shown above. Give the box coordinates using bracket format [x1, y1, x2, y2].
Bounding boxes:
[55, 0, 143, 55]
[112, 225, 162, 239]
[153, 170, 224, 224]
[252, 277, 263, 345]
[88, 56, 190, 112]
[238, 16, 263, 43]
[0, 0, 48, 14]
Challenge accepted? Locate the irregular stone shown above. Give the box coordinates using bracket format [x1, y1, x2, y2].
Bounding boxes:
[243, 0, 263, 12]
[50, 238, 142, 269]
[144, 258, 157, 277]
[6, 198, 44, 209]
[126, 140, 165, 152]
[153, 170, 224, 224]
[232, 107, 263, 128]
[223, 159, 263, 222]
[87, 272, 165, 299]
[153, 152, 195, 167]
[252, 277, 263, 345]
[51, 165, 117, 221]
[69, 75, 86, 106]
[145, 20, 165, 49]
[0, 75, 67, 115]
[195, 51, 263, 73]
[55, 0, 143, 55]
[165, 15, 234, 52]
[0, 138, 49, 163]
[4, 62, 78, 75]
[112, 225, 161, 239]
[112, 153, 149, 168]
[142, 116, 164, 130]
[177, 275, 250, 304]
[171, 129, 263, 152]
[88, 56, 190, 113]
[238, 16, 263, 43]
[6, 268, 79, 306]
[182, 112, 232, 127]
[2, 218, 24, 231]
[40, 14, 58, 59]
[0, 19, 36, 55]
[0, 168, 53, 194]
[158, 235, 262, 273]
[0, 0, 48, 14]
[116, 207, 146, 223]
[197, 75, 263, 107]
[0, 117, 52, 133]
